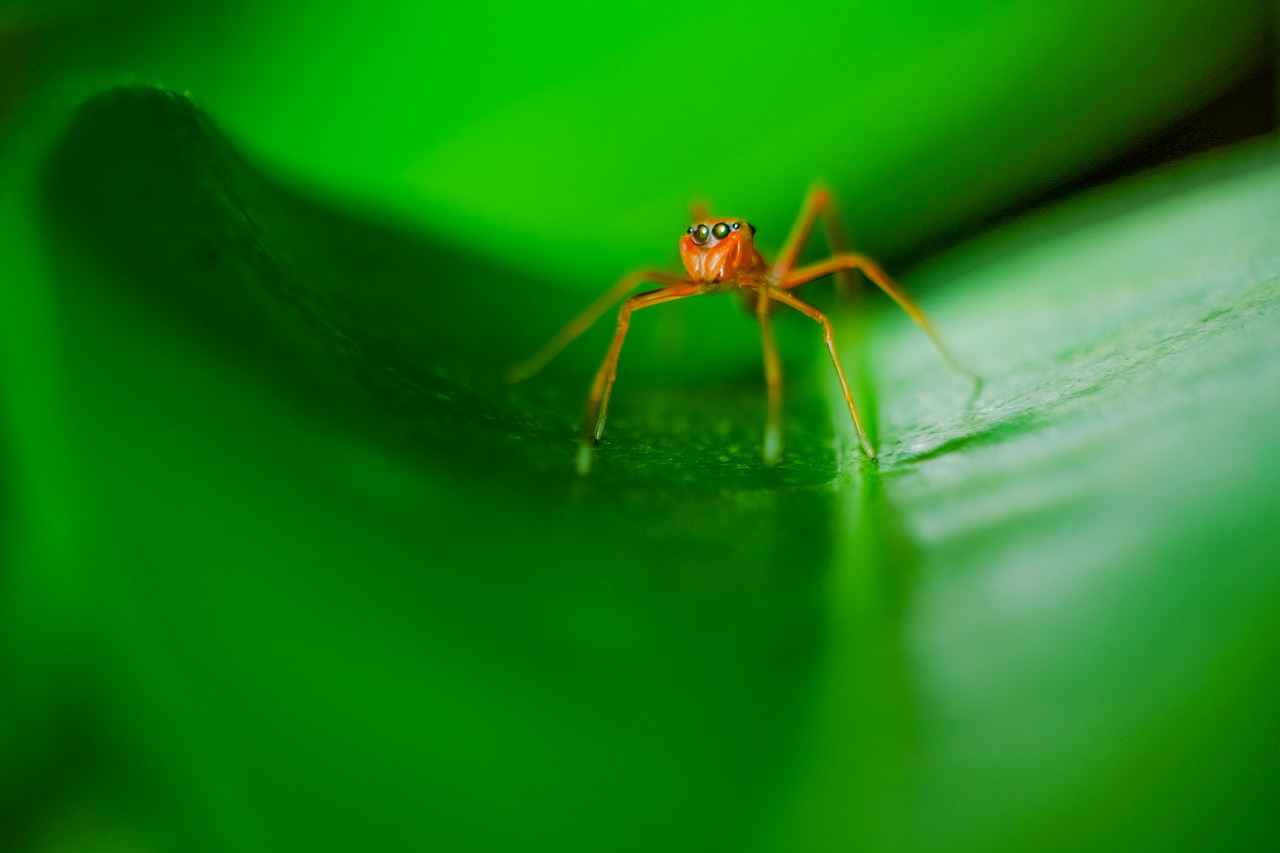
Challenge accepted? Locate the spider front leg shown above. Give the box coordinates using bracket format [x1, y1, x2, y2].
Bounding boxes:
[776, 187, 977, 385]
[747, 284, 877, 460]
[506, 270, 691, 384]
[576, 284, 700, 475]
[784, 253, 977, 383]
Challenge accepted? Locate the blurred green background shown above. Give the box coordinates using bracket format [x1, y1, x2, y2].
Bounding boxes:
[2, 1, 1279, 851]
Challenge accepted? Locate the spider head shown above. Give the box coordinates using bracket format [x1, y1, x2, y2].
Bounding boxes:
[679, 218, 756, 283]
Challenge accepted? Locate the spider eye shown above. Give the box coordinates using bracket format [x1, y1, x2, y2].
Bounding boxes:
[748, 222, 756, 236]
[712, 222, 731, 240]
[731, 221, 741, 231]
[691, 223, 711, 245]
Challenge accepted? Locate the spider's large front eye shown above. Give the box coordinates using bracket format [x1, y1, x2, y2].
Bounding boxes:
[691, 223, 711, 245]
[712, 222, 731, 240]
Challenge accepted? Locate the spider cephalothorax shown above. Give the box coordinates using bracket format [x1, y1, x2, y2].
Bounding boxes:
[678, 219, 760, 283]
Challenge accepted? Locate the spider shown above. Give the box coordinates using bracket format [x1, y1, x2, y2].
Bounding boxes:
[507, 186, 971, 474]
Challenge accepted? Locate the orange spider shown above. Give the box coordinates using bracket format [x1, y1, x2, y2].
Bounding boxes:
[508, 186, 971, 474]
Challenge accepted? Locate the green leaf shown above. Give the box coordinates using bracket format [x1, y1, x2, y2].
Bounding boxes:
[7, 84, 1280, 852]
[774, 142, 1280, 851]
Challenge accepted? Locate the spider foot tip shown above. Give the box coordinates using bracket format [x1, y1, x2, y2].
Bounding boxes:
[574, 444, 594, 476]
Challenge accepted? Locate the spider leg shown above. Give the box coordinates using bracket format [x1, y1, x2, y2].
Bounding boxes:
[506, 270, 691, 384]
[577, 284, 701, 474]
[753, 287, 784, 464]
[773, 184, 853, 281]
[817, 191, 860, 299]
[783, 253, 978, 384]
[749, 285, 876, 460]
